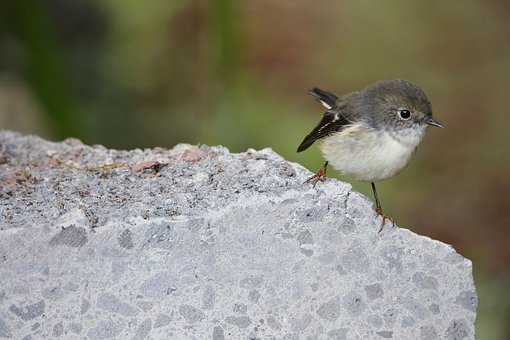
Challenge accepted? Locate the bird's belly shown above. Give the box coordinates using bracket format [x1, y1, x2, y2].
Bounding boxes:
[320, 128, 416, 181]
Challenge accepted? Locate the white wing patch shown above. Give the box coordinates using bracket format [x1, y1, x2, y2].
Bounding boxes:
[317, 123, 329, 132]
[319, 100, 332, 110]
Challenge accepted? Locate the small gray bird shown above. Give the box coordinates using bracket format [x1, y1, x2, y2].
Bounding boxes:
[297, 79, 443, 227]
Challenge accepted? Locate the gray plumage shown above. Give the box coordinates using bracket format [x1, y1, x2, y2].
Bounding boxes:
[298, 79, 442, 182]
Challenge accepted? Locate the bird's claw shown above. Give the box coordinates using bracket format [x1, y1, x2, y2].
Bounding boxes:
[375, 207, 395, 233]
[304, 167, 327, 187]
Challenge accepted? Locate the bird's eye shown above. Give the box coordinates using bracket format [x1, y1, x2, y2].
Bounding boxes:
[398, 109, 411, 120]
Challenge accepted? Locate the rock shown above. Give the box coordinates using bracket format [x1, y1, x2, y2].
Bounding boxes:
[0, 131, 477, 339]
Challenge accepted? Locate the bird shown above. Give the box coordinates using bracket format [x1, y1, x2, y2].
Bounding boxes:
[297, 79, 443, 230]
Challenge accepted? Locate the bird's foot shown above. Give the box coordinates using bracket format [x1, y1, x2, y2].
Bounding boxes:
[375, 207, 395, 233]
[304, 166, 327, 187]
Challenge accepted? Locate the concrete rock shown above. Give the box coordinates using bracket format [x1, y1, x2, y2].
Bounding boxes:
[0, 131, 477, 339]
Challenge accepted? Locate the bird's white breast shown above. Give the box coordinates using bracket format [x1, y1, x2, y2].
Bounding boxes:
[320, 124, 425, 181]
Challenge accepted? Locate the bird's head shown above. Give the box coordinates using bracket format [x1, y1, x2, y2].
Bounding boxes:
[358, 79, 443, 144]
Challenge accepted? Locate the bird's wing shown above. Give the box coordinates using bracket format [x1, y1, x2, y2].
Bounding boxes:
[296, 110, 350, 152]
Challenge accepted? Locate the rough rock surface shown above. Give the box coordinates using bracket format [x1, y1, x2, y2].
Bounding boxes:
[0, 131, 477, 339]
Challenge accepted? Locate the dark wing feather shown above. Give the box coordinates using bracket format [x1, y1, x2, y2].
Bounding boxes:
[309, 88, 338, 109]
[296, 111, 350, 152]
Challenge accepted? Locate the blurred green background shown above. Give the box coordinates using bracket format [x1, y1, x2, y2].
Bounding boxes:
[1, 1, 509, 338]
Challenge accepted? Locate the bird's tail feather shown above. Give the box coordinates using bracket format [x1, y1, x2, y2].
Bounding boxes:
[309, 88, 338, 110]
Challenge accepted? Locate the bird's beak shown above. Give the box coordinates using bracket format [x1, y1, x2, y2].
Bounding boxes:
[425, 116, 444, 128]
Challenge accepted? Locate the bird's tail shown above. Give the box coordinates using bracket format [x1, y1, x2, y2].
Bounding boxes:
[309, 88, 338, 110]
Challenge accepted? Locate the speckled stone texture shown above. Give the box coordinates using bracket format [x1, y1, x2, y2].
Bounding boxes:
[0, 131, 477, 339]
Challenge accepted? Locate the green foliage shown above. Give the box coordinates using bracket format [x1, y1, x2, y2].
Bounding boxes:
[4, 1, 82, 138]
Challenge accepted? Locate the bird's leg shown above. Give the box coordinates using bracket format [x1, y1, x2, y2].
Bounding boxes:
[371, 182, 394, 232]
[305, 161, 328, 187]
